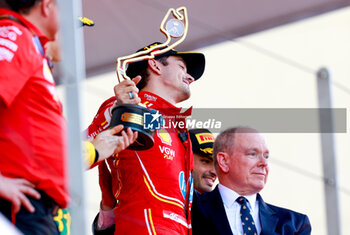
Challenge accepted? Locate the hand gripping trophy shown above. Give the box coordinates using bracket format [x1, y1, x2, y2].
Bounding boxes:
[110, 7, 189, 150]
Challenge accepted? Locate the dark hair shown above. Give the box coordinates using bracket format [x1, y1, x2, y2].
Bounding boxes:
[0, 0, 9, 8]
[5, 0, 41, 14]
[136, 56, 169, 91]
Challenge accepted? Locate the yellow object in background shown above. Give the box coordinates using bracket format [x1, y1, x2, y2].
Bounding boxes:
[78, 16, 94, 27]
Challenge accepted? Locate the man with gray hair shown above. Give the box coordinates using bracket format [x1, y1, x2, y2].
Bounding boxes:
[192, 127, 311, 235]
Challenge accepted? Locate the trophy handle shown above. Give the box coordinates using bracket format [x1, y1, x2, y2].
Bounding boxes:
[116, 6, 188, 83]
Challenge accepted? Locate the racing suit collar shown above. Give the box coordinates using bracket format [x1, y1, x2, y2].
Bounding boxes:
[139, 91, 192, 117]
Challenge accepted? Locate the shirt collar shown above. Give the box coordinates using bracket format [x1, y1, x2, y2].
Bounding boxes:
[0, 8, 49, 46]
[218, 184, 257, 211]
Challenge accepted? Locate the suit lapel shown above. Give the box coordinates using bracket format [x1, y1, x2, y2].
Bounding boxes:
[258, 194, 279, 235]
[202, 186, 233, 235]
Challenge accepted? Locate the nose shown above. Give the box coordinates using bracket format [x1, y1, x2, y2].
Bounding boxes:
[209, 165, 217, 178]
[258, 154, 268, 167]
[187, 74, 195, 84]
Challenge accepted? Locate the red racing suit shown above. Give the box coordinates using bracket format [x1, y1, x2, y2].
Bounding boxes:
[88, 91, 194, 234]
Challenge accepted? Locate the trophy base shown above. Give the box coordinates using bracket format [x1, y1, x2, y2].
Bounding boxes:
[110, 104, 155, 151]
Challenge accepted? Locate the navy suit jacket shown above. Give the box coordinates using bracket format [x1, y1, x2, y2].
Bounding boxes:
[192, 187, 311, 235]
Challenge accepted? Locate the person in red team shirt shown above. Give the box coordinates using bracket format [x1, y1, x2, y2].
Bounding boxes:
[89, 42, 206, 234]
[0, 0, 137, 234]
[0, 1, 65, 234]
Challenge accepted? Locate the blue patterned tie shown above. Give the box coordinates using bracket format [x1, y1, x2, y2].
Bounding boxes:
[237, 196, 258, 235]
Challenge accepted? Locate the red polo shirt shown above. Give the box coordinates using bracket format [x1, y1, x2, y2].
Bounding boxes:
[0, 9, 68, 207]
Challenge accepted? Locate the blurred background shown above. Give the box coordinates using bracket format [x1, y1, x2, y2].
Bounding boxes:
[56, 1, 350, 234]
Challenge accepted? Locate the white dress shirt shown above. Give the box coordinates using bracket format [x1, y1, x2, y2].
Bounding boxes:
[218, 184, 262, 235]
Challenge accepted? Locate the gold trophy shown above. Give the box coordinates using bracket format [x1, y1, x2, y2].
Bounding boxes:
[110, 7, 189, 150]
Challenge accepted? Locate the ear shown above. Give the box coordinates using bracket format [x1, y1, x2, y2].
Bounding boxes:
[147, 59, 161, 75]
[40, 0, 53, 17]
[216, 152, 230, 173]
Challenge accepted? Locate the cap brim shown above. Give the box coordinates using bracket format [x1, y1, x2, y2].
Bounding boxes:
[177, 52, 205, 80]
[126, 51, 205, 80]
